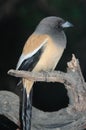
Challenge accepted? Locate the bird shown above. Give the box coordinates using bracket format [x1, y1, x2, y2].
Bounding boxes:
[16, 16, 73, 130]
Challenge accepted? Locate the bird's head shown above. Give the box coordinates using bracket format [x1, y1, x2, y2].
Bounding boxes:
[35, 16, 73, 34]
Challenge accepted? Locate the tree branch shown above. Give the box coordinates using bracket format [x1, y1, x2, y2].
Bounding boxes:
[0, 54, 86, 130]
[8, 54, 86, 111]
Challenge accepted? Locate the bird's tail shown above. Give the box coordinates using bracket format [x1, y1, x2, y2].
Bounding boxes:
[20, 79, 34, 130]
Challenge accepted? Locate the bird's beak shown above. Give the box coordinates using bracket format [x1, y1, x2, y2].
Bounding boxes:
[61, 21, 73, 28]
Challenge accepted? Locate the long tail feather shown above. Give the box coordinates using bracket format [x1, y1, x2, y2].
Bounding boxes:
[20, 79, 33, 130]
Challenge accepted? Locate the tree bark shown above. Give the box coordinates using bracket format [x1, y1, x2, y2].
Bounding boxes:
[0, 54, 86, 130]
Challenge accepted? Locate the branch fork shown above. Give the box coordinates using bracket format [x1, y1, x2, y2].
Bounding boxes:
[0, 54, 86, 130]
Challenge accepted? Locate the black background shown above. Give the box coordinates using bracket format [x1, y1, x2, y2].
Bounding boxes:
[0, 0, 86, 129]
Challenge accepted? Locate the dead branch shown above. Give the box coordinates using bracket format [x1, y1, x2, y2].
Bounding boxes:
[0, 54, 86, 130]
[8, 69, 75, 85]
[8, 54, 86, 111]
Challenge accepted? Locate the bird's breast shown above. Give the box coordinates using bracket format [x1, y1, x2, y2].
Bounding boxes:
[33, 36, 65, 72]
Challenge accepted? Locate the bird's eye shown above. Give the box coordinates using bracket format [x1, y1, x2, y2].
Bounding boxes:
[56, 21, 63, 30]
[58, 21, 63, 27]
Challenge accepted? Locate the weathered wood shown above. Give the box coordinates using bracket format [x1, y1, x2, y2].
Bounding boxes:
[8, 54, 86, 111]
[0, 91, 86, 130]
[0, 91, 19, 125]
[0, 54, 86, 130]
[8, 69, 74, 84]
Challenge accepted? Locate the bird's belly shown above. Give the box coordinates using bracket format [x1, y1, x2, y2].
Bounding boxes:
[33, 40, 64, 72]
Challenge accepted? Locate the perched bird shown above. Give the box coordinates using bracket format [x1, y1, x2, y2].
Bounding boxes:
[16, 16, 73, 130]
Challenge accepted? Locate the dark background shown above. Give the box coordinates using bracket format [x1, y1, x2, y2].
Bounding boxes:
[0, 0, 86, 129]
